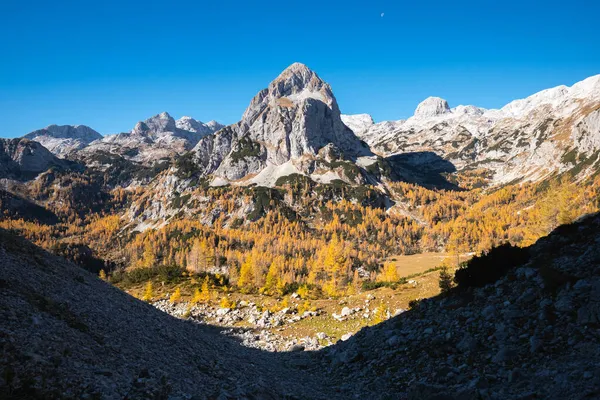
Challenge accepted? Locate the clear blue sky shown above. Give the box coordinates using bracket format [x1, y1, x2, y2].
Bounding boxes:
[1, 0, 599, 137]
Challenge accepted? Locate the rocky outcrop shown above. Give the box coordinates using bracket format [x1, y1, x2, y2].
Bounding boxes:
[414, 97, 451, 118]
[23, 124, 102, 157]
[0, 138, 70, 179]
[81, 112, 223, 164]
[190, 62, 373, 185]
[341, 113, 375, 137]
[346, 74, 600, 186]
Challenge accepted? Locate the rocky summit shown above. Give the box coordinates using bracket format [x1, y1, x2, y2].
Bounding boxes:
[347, 74, 600, 185]
[190, 62, 372, 186]
[24, 125, 102, 158]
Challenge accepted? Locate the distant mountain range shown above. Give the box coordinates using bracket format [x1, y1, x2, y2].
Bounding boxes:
[3, 63, 599, 188]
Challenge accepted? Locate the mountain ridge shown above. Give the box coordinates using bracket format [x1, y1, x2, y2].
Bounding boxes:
[4, 66, 600, 190]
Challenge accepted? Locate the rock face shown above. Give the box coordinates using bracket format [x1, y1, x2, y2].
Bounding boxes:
[0, 138, 69, 179]
[191, 62, 373, 185]
[341, 113, 375, 137]
[414, 97, 451, 118]
[346, 74, 600, 185]
[82, 112, 223, 164]
[175, 116, 221, 137]
[23, 124, 102, 157]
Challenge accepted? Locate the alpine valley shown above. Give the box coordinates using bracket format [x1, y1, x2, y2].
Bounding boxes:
[2, 63, 600, 398]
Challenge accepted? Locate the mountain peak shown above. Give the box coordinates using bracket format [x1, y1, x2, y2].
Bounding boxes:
[414, 97, 451, 118]
[25, 125, 102, 142]
[133, 112, 177, 134]
[269, 62, 329, 100]
[278, 62, 313, 77]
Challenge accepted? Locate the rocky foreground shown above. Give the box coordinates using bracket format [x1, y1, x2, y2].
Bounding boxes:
[2, 213, 600, 399]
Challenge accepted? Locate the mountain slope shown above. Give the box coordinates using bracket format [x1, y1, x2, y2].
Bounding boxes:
[78, 112, 223, 165]
[0, 138, 72, 180]
[23, 125, 102, 158]
[0, 229, 336, 399]
[190, 63, 374, 186]
[324, 212, 600, 399]
[345, 74, 600, 185]
[2, 211, 599, 398]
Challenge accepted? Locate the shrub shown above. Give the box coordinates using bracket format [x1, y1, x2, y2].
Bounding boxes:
[169, 287, 181, 304]
[408, 299, 420, 309]
[454, 243, 529, 289]
[372, 302, 389, 324]
[297, 300, 313, 314]
[438, 266, 453, 293]
[296, 284, 310, 299]
[142, 282, 153, 302]
[219, 296, 236, 309]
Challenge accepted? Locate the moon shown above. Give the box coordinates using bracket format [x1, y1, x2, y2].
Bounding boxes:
[381, 12, 385, 17]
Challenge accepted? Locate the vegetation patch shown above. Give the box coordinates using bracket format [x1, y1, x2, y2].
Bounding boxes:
[454, 243, 529, 289]
[230, 137, 262, 163]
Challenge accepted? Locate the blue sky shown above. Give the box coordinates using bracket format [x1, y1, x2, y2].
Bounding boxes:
[1, 0, 599, 137]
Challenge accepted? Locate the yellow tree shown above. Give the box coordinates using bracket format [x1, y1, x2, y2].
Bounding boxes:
[323, 234, 347, 293]
[169, 287, 181, 304]
[237, 254, 255, 291]
[262, 260, 280, 294]
[142, 281, 153, 302]
[139, 242, 156, 268]
[379, 262, 399, 282]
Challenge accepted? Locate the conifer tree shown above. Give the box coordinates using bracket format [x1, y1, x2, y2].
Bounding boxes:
[169, 287, 181, 304]
[142, 281, 153, 302]
[237, 254, 255, 291]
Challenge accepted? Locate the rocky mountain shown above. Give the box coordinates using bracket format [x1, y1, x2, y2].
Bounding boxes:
[6, 66, 599, 190]
[176, 116, 224, 136]
[343, 74, 600, 185]
[80, 112, 222, 164]
[189, 63, 374, 186]
[0, 138, 72, 180]
[23, 125, 102, 158]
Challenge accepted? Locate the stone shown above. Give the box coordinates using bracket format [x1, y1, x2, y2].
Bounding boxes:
[341, 333, 353, 341]
[492, 347, 518, 364]
[386, 335, 401, 347]
[457, 334, 477, 353]
[288, 344, 305, 352]
[482, 305, 496, 319]
[529, 335, 542, 354]
[341, 307, 352, 317]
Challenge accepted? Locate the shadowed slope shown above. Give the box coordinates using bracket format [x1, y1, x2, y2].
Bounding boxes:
[0, 230, 334, 399]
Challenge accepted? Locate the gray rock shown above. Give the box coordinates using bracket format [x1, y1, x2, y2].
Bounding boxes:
[457, 334, 477, 353]
[288, 344, 305, 352]
[482, 305, 496, 319]
[492, 347, 518, 364]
